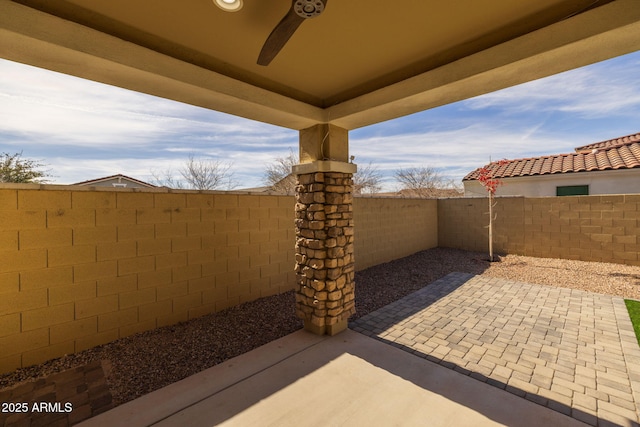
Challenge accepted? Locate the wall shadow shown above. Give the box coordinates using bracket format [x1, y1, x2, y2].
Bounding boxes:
[132, 327, 593, 427]
[84, 271, 635, 426]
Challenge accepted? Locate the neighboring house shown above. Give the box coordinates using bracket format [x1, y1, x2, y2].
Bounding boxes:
[463, 132, 640, 197]
[73, 174, 156, 189]
[372, 188, 464, 198]
[240, 174, 297, 195]
[395, 188, 464, 198]
[237, 185, 274, 193]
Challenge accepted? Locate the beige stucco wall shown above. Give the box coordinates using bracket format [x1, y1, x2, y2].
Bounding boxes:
[464, 169, 640, 197]
[0, 186, 439, 373]
[439, 195, 640, 265]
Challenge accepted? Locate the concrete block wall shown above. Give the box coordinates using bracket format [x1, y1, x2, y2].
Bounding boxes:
[437, 197, 488, 253]
[438, 195, 640, 266]
[0, 186, 296, 374]
[0, 187, 440, 373]
[354, 197, 438, 270]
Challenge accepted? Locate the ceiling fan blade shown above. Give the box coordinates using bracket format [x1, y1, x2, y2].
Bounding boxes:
[257, 4, 304, 66]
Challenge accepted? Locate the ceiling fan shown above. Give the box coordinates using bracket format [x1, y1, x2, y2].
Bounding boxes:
[257, 0, 328, 66]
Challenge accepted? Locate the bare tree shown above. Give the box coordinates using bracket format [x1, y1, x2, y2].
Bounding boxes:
[151, 155, 238, 190]
[150, 168, 185, 189]
[0, 152, 51, 183]
[264, 151, 383, 195]
[181, 155, 238, 190]
[394, 166, 462, 198]
[263, 149, 297, 194]
[353, 161, 383, 195]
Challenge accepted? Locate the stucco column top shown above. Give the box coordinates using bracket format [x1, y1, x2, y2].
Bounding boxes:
[292, 160, 357, 175]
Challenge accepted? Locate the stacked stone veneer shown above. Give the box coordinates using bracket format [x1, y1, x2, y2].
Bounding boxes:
[294, 172, 356, 332]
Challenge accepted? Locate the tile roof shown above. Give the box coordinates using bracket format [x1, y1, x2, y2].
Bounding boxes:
[463, 132, 640, 181]
[574, 132, 640, 153]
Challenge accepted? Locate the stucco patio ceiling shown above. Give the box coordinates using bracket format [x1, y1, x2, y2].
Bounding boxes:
[1, 0, 640, 130]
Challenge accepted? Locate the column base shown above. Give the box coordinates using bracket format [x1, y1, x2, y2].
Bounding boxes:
[303, 318, 349, 336]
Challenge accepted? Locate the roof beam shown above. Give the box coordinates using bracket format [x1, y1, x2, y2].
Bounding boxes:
[327, 0, 640, 129]
[0, 0, 325, 130]
[1, 0, 639, 131]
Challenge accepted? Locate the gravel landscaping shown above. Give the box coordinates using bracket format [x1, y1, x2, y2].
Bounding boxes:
[1, 247, 639, 408]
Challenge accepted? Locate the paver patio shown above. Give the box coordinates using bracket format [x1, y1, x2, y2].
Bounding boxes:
[351, 272, 640, 427]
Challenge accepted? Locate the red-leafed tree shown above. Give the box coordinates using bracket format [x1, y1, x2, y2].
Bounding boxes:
[477, 159, 508, 261]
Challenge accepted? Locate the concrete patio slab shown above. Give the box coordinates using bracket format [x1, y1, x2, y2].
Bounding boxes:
[81, 328, 585, 427]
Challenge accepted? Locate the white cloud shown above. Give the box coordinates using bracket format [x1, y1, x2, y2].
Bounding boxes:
[0, 58, 299, 185]
[0, 59, 294, 150]
[2, 50, 640, 190]
[351, 124, 571, 179]
[348, 51, 640, 190]
[463, 53, 640, 117]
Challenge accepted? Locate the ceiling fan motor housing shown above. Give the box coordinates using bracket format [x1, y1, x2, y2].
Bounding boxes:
[294, 0, 325, 18]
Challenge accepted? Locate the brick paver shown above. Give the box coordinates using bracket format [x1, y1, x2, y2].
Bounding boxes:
[351, 272, 640, 427]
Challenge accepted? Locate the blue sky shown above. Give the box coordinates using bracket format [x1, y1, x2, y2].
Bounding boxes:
[1, 50, 639, 191]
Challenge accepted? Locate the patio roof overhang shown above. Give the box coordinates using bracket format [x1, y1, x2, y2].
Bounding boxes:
[1, 0, 640, 131]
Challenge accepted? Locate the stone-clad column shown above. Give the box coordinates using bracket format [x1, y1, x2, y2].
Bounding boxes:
[292, 123, 356, 335]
